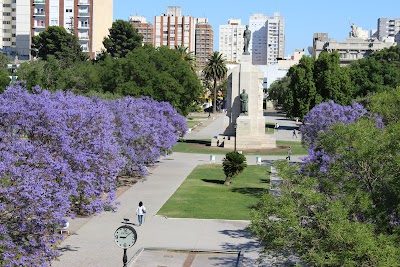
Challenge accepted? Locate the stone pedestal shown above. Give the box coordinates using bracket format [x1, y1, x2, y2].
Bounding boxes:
[213, 54, 276, 150]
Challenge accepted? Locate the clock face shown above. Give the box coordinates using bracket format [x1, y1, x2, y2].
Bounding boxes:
[114, 225, 137, 249]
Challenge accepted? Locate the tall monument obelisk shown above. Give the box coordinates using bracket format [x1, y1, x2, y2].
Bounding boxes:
[212, 26, 276, 150]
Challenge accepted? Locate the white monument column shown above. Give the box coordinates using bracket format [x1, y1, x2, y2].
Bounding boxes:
[219, 54, 276, 150]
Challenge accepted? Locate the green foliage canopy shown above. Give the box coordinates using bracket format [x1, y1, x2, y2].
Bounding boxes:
[222, 151, 247, 186]
[31, 26, 87, 64]
[102, 20, 143, 58]
[251, 117, 400, 266]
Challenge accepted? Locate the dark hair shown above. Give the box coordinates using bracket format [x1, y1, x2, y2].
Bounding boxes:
[139, 201, 143, 207]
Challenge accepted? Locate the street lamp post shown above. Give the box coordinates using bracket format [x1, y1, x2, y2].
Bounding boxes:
[234, 123, 237, 152]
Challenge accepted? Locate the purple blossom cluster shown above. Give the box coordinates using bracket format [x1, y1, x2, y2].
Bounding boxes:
[0, 84, 186, 266]
[300, 100, 367, 146]
[300, 100, 383, 172]
[109, 96, 187, 175]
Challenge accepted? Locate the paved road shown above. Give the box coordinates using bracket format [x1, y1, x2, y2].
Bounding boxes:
[53, 112, 305, 267]
[185, 111, 302, 142]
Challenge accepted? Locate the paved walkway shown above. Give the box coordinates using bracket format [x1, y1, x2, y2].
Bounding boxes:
[53, 112, 305, 267]
[185, 111, 302, 142]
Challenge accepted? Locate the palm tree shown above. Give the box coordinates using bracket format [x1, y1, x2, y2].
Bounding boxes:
[203, 52, 227, 114]
[175, 45, 198, 72]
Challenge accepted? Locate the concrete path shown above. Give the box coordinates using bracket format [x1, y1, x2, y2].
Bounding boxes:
[185, 111, 302, 142]
[53, 152, 303, 267]
[53, 111, 305, 267]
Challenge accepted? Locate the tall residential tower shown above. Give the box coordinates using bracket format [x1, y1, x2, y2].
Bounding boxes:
[377, 18, 400, 45]
[195, 17, 213, 68]
[0, 0, 30, 60]
[153, 6, 196, 52]
[249, 12, 285, 65]
[218, 19, 245, 63]
[31, 0, 112, 58]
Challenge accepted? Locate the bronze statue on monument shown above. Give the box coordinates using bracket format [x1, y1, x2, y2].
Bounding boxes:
[243, 25, 251, 55]
[240, 89, 248, 115]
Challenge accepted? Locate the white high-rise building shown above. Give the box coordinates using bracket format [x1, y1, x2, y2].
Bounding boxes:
[0, 0, 30, 60]
[249, 12, 285, 65]
[377, 18, 400, 45]
[218, 19, 246, 63]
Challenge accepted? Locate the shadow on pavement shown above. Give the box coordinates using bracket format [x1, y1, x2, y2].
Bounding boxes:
[178, 139, 211, 146]
[58, 245, 80, 253]
[218, 228, 260, 252]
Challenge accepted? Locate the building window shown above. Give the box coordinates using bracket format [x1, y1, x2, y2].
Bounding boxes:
[3, 12, 11, 16]
[66, 9, 72, 12]
[3, 21, 10, 24]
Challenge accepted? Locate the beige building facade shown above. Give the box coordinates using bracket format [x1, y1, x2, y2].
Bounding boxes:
[153, 6, 196, 52]
[0, 0, 112, 60]
[313, 26, 396, 66]
[129, 16, 154, 45]
[31, 0, 112, 58]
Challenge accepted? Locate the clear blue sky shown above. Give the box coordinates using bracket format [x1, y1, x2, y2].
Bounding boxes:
[113, 0, 400, 56]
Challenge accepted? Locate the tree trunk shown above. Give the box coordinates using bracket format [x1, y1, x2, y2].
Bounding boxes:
[224, 176, 231, 186]
[212, 79, 217, 114]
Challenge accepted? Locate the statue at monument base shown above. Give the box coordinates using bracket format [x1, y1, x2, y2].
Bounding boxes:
[211, 54, 276, 150]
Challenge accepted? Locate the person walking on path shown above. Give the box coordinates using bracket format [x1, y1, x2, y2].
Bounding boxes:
[286, 146, 292, 161]
[292, 129, 298, 138]
[274, 123, 279, 132]
[136, 201, 146, 226]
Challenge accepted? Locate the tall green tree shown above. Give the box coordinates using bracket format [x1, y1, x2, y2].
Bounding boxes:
[175, 45, 198, 72]
[369, 86, 400, 125]
[349, 46, 400, 97]
[267, 76, 291, 107]
[251, 124, 400, 267]
[31, 26, 87, 64]
[0, 53, 11, 92]
[95, 46, 202, 115]
[203, 52, 227, 114]
[287, 56, 317, 119]
[314, 52, 353, 105]
[103, 20, 143, 58]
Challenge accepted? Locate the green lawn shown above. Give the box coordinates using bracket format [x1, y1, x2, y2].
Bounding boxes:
[173, 139, 308, 156]
[157, 164, 269, 220]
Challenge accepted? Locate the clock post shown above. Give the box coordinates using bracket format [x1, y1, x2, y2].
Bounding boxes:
[123, 248, 128, 267]
[114, 218, 137, 267]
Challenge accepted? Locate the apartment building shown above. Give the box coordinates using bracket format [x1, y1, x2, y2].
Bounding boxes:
[0, 0, 111, 60]
[129, 15, 154, 45]
[249, 12, 285, 65]
[31, 0, 112, 58]
[195, 18, 213, 68]
[0, 0, 30, 60]
[218, 19, 245, 63]
[153, 6, 196, 52]
[377, 18, 400, 45]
